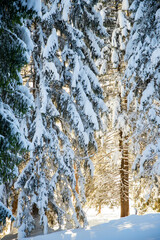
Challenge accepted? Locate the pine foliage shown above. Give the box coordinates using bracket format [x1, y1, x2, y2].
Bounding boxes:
[0, 0, 37, 230]
[15, 0, 107, 237]
[124, 0, 160, 183]
[85, 0, 132, 216]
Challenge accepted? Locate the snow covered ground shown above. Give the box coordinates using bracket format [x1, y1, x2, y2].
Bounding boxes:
[23, 208, 160, 240]
[84, 206, 120, 227]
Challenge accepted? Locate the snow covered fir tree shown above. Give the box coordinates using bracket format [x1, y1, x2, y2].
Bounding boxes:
[9, 0, 108, 238]
[123, 0, 160, 213]
[1, 0, 160, 239]
[0, 0, 37, 234]
[86, 0, 160, 218]
[86, 0, 132, 217]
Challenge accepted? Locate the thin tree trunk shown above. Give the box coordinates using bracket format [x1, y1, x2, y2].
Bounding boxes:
[119, 98, 129, 217]
[98, 204, 101, 214]
[74, 164, 79, 194]
[120, 139, 129, 216]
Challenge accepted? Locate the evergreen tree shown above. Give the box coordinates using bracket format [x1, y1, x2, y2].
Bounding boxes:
[15, 0, 107, 237]
[105, 0, 131, 218]
[86, 130, 121, 213]
[86, 0, 132, 217]
[91, 0, 160, 216]
[124, 0, 160, 195]
[0, 0, 38, 232]
[0, 184, 15, 234]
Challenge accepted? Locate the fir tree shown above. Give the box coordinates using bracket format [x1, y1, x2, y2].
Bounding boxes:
[86, 0, 132, 217]
[124, 0, 160, 194]
[0, 0, 38, 232]
[15, 0, 107, 237]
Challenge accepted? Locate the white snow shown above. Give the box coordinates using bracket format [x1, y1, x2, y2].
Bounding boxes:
[156, 9, 160, 20]
[118, 11, 126, 29]
[139, 143, 156, 176]
[42, 1, 57, 21]
[61, 0, 71, 21]
[0, 184, 4, 200]
[23, 211, 160, 240]
[151, 47, 160, 66]
[43, 28, 58, 59]
[100, 9, 106, 23]
[118, 10, 131, 36]
[127, 90, 133, 111]
[72, 55, 79, 88]
[77, 83, 99, 130]
[85, 206, 120, 227]
[86, 30, 101, 58]
[122, 0, 129, 11]
[32, 95, 47, 146]
[82, 132, 89, 146]
[112, 29, 119, 48]
[0, 101, 31, 151]
[43, 61, 59, 80]
[119, 35, 126, 50]
[140, 82, 155, 110]
[135, 2, 144, 21]
[20, 26, 34, 52]
[99, 59, 107, 75]
[27, 0, 41, 16]
[39, 75, 48, 114]
[111, 48, 119, 68]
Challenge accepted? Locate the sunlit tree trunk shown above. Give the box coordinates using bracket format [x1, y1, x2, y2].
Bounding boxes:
[86, 0, 131, 217]
[98, 204, 102, 214]
[119, 97, 129, 217]
[74, 164, 79, 194]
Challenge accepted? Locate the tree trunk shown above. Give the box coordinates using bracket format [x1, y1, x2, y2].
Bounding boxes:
[74, 164, 79, 194]
[98, 204, 101, 214]
[119, 97, 129, 217]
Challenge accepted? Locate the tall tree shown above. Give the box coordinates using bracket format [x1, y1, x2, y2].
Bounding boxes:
[86, 0, 132, 217]
[124, 0, 160, 197]
[15, 0, 107, 237]
[0, 0, 38, 231]
[110, 0, 131, 217]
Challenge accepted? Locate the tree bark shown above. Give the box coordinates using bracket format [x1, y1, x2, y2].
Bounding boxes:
[98, 204, 101, 214]
[119, 130, 129, 217]
[74, 164, 79, 194]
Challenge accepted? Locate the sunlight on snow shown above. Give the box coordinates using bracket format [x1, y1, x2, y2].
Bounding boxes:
[65, 230, 77, 239]
[117, 222, 134, 231]
[140, 223, 155, 231]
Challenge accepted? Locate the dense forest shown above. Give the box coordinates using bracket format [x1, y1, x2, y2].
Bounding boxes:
[0, 0, 160, 239]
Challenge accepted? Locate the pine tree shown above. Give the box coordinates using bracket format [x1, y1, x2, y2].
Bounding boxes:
[86, 0, 132, 217]
[86, 130, 121, 213]
[124, 0, 160, 196]
[0, 184, 15, 234]
[0, 0, 38, 232]
[107, 0, 131, 217]
[91, 0, 160, 216]
[15, 0, 107, 237]
[0, 0, 35, 183]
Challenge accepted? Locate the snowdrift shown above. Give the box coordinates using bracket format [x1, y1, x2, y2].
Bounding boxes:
[24, 213, 160, 240]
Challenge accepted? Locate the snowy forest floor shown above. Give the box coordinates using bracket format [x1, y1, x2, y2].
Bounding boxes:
[2, 207, 160, 240]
